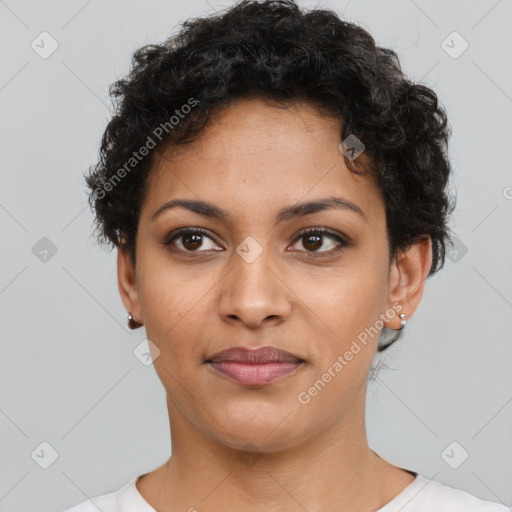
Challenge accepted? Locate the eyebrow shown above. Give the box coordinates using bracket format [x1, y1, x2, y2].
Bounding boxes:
[151, 196, 367, 224]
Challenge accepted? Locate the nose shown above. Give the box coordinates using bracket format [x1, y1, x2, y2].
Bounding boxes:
[217, 244, 292, 330]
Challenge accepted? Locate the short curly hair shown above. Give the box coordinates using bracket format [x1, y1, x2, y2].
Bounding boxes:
[85, 0, 455, 351]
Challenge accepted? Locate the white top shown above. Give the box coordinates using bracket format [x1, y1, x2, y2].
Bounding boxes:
[62, 472, 511, 512]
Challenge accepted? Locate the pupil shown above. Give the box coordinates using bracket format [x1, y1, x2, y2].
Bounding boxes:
[304, 234, 322, 251]
[183, 234, 203, 250]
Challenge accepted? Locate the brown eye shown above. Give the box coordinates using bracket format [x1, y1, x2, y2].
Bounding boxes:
[290, 228, 349, 255]
[302, 233, 323, 251]
[164, 228, 220, 253]
[181, 232, 204, 251]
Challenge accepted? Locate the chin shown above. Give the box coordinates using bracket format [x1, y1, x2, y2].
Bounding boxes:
[206, 405, 308, 452]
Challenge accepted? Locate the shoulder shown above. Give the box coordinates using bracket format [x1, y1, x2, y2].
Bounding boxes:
[61, 494, 117, 512]
[405, 475, 511, 512]
[60, 476, 138, 512]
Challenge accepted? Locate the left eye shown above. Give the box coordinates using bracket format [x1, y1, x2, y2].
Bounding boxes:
[289, 228, 348, 255]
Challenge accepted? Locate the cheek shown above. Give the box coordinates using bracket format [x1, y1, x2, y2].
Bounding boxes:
[293, 256, 389, 338]
[135, 251, 209, 358]
[138, 241, 213, 314]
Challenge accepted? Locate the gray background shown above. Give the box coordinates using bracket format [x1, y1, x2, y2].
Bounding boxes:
[1, 1, 511, 511]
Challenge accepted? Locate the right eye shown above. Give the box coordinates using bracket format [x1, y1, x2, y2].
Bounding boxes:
[163, 228, 222, 254]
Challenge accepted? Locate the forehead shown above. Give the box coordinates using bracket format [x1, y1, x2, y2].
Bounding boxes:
[143, 97, 384, 227]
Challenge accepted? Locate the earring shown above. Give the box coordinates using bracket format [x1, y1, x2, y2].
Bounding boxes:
[127, 312, 142, 329]
[399, 312, 407, 328]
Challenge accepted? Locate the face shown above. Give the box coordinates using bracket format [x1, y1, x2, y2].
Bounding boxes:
[118, 97, 420, 453]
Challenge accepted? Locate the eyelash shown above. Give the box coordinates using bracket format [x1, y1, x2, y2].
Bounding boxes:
[163, 227, 350, 257]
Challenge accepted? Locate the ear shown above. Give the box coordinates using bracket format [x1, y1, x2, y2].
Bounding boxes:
[117, 247, 143, 326]
[384, 236, 432, 329]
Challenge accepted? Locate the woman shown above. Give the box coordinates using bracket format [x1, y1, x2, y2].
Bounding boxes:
[64, 1, 509, 510]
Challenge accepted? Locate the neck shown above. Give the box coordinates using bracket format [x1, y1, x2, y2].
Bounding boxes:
[137, 386, 409, 512]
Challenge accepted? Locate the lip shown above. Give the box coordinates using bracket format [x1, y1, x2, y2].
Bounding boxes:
[205, 346, 306, 386]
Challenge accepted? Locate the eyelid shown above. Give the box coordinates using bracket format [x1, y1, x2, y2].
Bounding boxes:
[288, 227, 350, 256]
[163, 227, 219, 250]
[292, 226, 350, 244]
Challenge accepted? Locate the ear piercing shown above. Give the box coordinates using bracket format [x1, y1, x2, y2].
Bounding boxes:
[399, 312, 407, 328]
[127, 312, 142, 329]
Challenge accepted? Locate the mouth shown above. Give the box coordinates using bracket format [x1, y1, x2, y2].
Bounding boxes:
[205, 346, 306, 386]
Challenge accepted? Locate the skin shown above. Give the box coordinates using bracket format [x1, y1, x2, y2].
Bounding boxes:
[117, 97, 432, 512]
